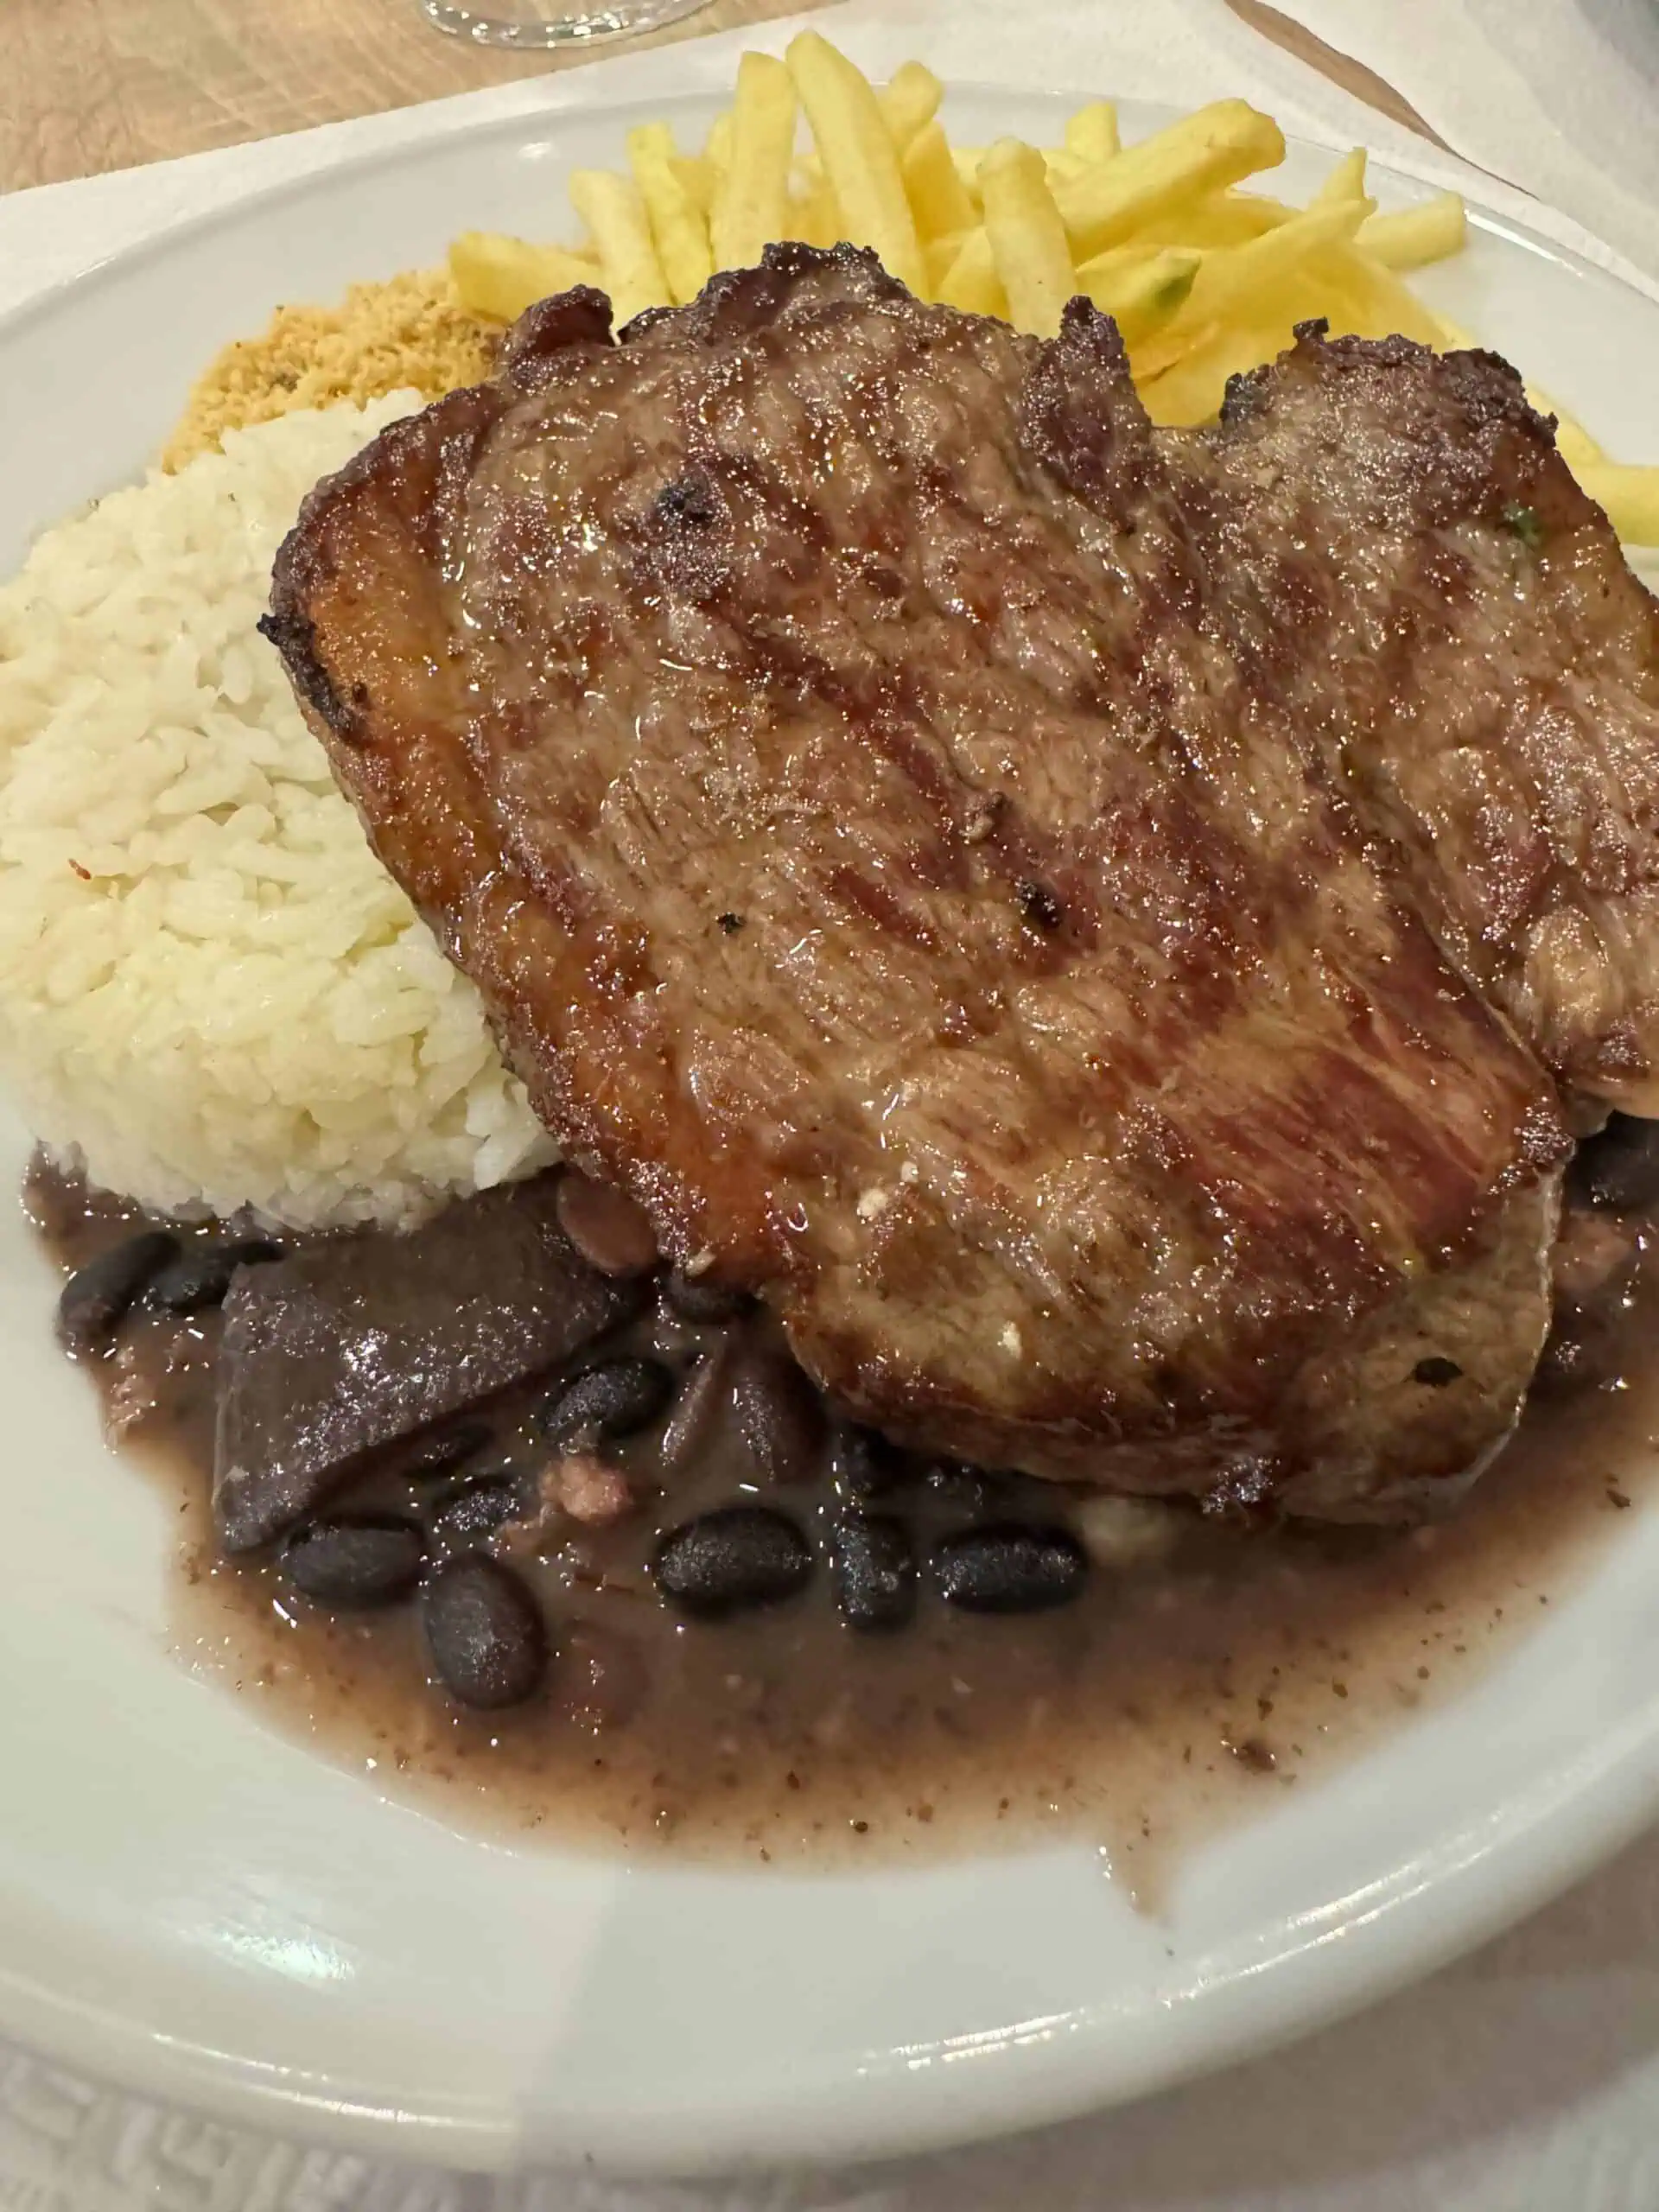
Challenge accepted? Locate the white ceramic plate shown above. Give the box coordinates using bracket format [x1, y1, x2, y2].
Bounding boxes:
[0, 89, 1657, 2182]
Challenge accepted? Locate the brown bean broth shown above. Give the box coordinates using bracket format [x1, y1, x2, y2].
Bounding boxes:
[26, 1154, 1659, 1883]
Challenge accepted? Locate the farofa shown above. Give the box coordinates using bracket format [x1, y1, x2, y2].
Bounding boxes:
[163, 269, 497, 468]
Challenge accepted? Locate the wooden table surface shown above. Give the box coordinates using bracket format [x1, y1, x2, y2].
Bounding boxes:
[0, 0, 1437, 195]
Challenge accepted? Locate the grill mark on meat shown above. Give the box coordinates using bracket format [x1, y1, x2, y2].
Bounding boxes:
[264, 245, 1621, 1522]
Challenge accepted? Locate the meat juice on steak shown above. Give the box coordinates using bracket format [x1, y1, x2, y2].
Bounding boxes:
[27, 1130, 1659, 1875]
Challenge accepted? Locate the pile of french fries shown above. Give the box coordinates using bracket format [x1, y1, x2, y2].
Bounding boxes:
[448, 32, 1656, 546]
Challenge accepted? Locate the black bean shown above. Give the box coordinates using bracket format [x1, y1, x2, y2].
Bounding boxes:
[282, 1516, 423, 1608]
[831, 1515, 917, 1630]
[1570, 1114, 1659, 1212]
[731, 1349, 827, 1484]
[556, 1171, 659, 1277]
[399, 1418, 494, 1483]
[58, 1230, 178, 1353]
[144, 1236, 283, 1314]
[834, 1427, 910, 1503]
[658, 1344, 734, 1471]
[429, 1473, 529, 1552]
[543, 1357, 675, 1447]
[421, 1555, 548, 1708]
[664, 1269, 754, 1322]
[654, 1505, 812, 1618]
[925, 1462, 1003, 1516]
[932, 1522, 1089, 1614]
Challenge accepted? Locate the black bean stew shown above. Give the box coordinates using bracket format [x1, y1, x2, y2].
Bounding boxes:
[26, 1122, 1659, 1875]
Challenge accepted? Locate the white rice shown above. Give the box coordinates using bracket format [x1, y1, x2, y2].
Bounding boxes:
[0, 397, 555, 1229]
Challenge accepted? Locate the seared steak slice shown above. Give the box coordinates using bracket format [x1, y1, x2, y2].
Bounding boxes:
[266, 246, 1568, 1520]
[1197, 325, 1659, 1109]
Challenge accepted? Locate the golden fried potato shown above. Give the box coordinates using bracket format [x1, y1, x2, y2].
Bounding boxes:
[934, 228, 1007, 317]
[1077, 245, 1202, 344]
[1357, 191, 1467, 270]
[569, 169, 671, 325]
[1135, 196, 1372, 379]
[448, 232, 598, 324]
[1312, 148, 1368, 205]
[711, 53, 798, 273]
[627, 123, 714, 306]
[1053, 100, 1286, 257]
[1065, 101, 1120, 167]
[787, 33, 925, 294]
[1128, 191, 1290, 249]
[979, 138, 1077, 339]
[1579, 462, 1659, 545]
[437, 36, 1643, 537]
[880, 60, 944, 152]
[902, 120, 978, 243]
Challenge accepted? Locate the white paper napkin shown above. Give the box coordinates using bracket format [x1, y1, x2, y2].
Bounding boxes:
[1271, 0, 1659, 278]
[0, 5, 1656, 2209]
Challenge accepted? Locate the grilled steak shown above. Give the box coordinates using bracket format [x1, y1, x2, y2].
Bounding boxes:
[265, 245, 1587, 1521]
[1190, 328, 1659, 1109]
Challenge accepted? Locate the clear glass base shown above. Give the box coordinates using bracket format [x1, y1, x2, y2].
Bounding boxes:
[419, 0, 713, 48]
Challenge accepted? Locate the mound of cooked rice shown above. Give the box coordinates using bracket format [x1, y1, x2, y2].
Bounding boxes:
[0, 396, 554, 1230]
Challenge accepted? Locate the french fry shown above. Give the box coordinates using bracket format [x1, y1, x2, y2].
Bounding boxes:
[711, 52, 798, 272]
[1077, 245, 1202, 345]
[1139, 317, 1283, 426]
[1313, 147, 1368, 205]
[569, 169, 671, 325]
[902, 119, 978, 242]
[979, 138, 1078, 339]
[788, 174, 842, 250]
[1357, 190, 1467, 270]
[1578, 463, 1659, 546]
[1053, 99, 1287, 257]
[671, 153, 716, 216]
[1129, 191, 1289, 249]
[924, 229, 970, 292]
[787, 33, 926, 294]
[1135, 196, 1372, 378]
[443, 38, 1638, 556]
[880, 60, 944, 152]
[626, 123, 714, 307]
[951, 149, 985, 213]
[448, 232, 599, 324]
[934, 227, 1008, 318]
[1328, 245, 1452, 345]
[1065, 101, 1120, 167]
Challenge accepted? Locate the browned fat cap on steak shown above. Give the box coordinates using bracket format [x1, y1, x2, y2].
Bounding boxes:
[265, 245, 1588, 1522]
